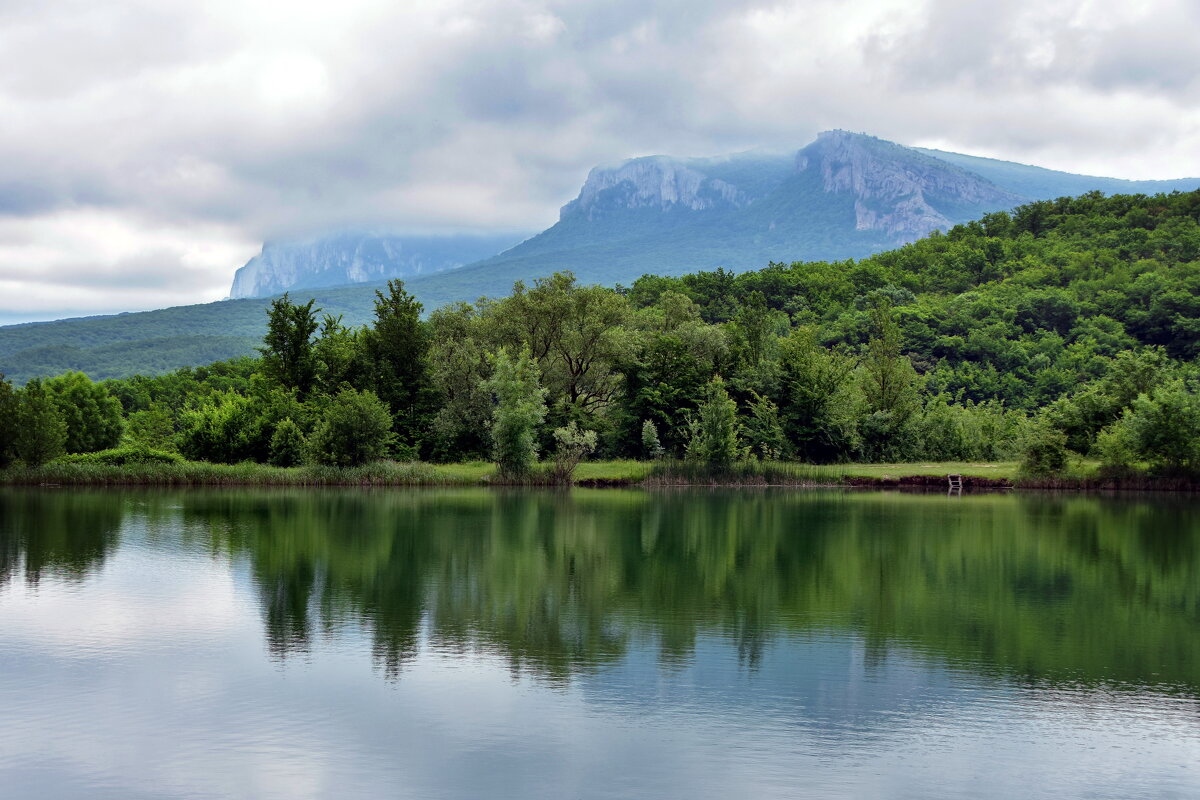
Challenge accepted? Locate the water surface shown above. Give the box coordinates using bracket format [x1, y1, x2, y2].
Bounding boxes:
[1, 488, 1198, 799]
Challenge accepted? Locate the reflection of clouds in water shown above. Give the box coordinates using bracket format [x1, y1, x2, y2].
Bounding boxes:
[2, 489, 1200, 799]
[0, 537, 241, 656]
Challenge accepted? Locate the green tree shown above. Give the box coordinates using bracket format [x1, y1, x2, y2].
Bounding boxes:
[859, 302, 922, 461]
[1112, 380, 1200, 475]
[362, 280, 432, 451]
[641, 420, 664, 460]
[44, 371, 124, 453]
[427, 303, 494, 460]
[16, 379, 67, 467]
[313, 313, 366, 395]
[0, 375, 18, 468]
[1020, 417, 1069, 476]
[743, 392, 785, 460]
[687, 377, 740, 470]
[484, 347, 548, 478]
[486, 272, 629, 427]
[260, 294, 320, 397]
[776, 328, 858, 463]
[269, 418, 307, 467]
[308, 389, 396, 467]
[550, 422, 597, 483]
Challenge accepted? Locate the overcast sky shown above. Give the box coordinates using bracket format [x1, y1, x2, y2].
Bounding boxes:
[1, 0, 1198, 323]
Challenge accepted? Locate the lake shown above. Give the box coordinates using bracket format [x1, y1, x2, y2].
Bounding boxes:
[1, 487, 1198, 799]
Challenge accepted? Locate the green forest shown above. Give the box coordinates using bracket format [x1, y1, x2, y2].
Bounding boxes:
[1, 189, 1199, 482]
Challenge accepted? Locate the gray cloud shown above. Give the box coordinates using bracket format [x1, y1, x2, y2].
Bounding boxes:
[0, 0, 1198, 322]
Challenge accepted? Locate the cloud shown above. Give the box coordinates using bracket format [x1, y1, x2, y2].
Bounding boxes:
[0, 0, 1199, 322]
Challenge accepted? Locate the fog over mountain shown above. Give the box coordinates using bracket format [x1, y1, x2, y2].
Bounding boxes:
[2, 0, 1200, 323]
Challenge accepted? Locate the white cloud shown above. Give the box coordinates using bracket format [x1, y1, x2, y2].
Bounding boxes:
[1, 0, 1198, 321]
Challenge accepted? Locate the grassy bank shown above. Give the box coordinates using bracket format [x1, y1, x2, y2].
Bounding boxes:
[3, 457, 1194, 491]
[0, 458, 1019, 488]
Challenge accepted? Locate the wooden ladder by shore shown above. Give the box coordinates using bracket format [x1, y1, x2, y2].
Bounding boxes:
[947, 474, 963, 493]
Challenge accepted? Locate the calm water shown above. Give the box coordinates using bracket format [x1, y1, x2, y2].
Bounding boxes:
[1, 488, 1198, 799]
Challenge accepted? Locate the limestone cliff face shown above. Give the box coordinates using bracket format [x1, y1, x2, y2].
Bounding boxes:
[228, 231, 525, 299]
[795, 131, 1024, 241]
[560, 155, 764, 221]
[553, 132, 1025, 246]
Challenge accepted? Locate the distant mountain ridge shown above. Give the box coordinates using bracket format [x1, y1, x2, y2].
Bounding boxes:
[5, 130, 1200, 383]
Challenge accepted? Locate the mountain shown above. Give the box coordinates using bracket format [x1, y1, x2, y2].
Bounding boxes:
[229, 231, 529, 299]
[4, 130, 1200, 383]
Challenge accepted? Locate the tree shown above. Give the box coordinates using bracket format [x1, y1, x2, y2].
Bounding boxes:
[550, 422, 597, 483]
[16, 379, 67, 467]
[44, 371, 124, 453]
[486, 272, 630, 426]
[641, 420, 664, 460]
[687, 377, 740, 470]
[776, 328, 858, 463]
[428, 303, 494, 460]
[308, 389, 396, 467]
[859, 302, 922, 461]
[1020, 417, 1069, 476]
[0, 375, 18, 468]
[314, 313, 367, 395]
[743, 392, 785, 460]
[260, 294, 320, 397]
[362, 280, 432, 451]
[269, 418, 307, 467]
[1109, 380, 1200, 475]
[484, 347, 547, 478]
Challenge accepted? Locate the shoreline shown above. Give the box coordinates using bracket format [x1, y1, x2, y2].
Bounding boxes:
[2, 460, 1197, 492]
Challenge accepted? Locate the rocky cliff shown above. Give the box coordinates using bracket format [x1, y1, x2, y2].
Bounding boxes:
[796, 131, 1025, 241]
[229, 231, 526, 299]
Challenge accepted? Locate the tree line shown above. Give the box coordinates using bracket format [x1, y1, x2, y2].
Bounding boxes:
[1, 189, 1199, 478]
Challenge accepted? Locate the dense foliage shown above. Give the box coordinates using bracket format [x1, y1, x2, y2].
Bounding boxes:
[1, 190, 1198, 476]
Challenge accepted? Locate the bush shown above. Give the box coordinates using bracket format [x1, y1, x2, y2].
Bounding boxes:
[45, 371, 124, 453]
[484, 347, 547, 478]
[308, 389, 396, 467]
[1019, 418, 1069, 476]
[269, 418, 307, 467]
[641, 420, 664, 460]
[686, 377, 740, 470]
[57, 446, 184, 465]
[549, 422, 597, 483]
[1110, 380, 1200, 476]
[16, 379, 67, 467]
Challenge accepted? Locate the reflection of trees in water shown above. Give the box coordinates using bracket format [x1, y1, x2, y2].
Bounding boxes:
[0, 490, 123, 589]
[171, 489, 1200, 690]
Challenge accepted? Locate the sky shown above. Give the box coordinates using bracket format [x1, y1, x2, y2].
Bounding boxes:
[1, 0, 1198, 324]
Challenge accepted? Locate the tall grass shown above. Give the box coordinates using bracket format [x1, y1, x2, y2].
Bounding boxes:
[645, 460, 841, 486]
[0, 460, 480, 487]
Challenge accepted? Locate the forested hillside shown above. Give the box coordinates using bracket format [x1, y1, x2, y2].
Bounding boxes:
[2, 190, 1198, 477]
[5, 131, 1199, 384]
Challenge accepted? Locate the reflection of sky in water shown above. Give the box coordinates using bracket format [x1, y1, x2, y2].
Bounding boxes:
[1, 499, 1199, 799]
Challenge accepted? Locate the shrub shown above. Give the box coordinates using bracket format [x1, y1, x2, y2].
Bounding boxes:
[550, 422, 597, 483]
[45, 371, 124, 453]
[686, 377, 740, 470]
[1019, 418, 1069, 476]
[1114, 380, 1200, 475]
[484, 347, 547, 478]
[269, 418, 307, 467]
[308, 389, 395, 467]
[16, 379, 67, 467]
[641, 420, 664, 460]
[57, 446, 184, 465]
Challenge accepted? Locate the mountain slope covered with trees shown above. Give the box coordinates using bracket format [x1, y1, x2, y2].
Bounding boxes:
[4, 131, 1200, 383]
[2, 189, 1198, 480]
